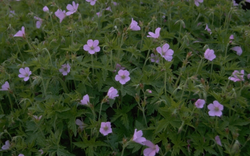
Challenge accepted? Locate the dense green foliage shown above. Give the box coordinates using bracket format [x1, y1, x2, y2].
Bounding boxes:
[1, 0, 250, 155]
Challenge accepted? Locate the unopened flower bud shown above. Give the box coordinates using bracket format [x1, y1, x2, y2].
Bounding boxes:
[139, 83, 144, 89]
[166, 143, 171, 151]
[122, 138, 127, 144]
[187, 52, 192, 58]
[43, 6, 49, 12]
[201, 78, 205, 85]
[233, 132, 239, 140]
[139, 21, 143, 27]
[225, 128, 229, 134]
[141, 100, 146, 107]
[178, 121, 185, 133]
[232, 140, 240, 154]
[135, 94, 140, 103]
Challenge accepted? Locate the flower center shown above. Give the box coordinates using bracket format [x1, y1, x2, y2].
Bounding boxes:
[121, 75, 126, 79]
[214, 107, 219, 111]
[90, 46, 94, 50]
[25, 73, 29, 77]
[104, 126, 108, 131]
[64, 67, 68, 71]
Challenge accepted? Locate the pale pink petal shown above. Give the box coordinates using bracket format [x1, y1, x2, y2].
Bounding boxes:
[93, 40, 99, 47]
[87, 39, 94, 47]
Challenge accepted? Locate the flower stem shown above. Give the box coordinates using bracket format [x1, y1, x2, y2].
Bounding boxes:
[90, 105, 96, 121]
[195, 58, 203, 75]
[164, 70, 167, 96]
[7, 93, 13, 111]
[91, 54, 94, 79]
[121, 141, 130, 156]
[210, 62, 213, 74]
[143, 50, 150, 69]
[142, 106, 147, 127]
[49, 14, 56, 34]
[15, 39, 24, 61]
[98, 101, 104, 121]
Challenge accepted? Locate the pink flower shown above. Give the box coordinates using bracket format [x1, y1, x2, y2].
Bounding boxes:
[247, 74, 250, 79]
[194, 0, 203, 6]
[229, 35, 234, 40]
[133, 129, 146, 145]
[100, 122, 112, 136]
[204, 48, 216, 61]
[143, 140, 160, 156]
[195, 99, 205, 108]
[80, 94, 89, 105]
[228, 70, 244, 82]
[205, 24, 212, 34]
[207, 101, 223, 117]
[75, 119, 84, 130]
[86, 0, 97, 6]
[115, 70, 130, 85]
[231, 46, 242, 56]
[18, 154, 24, 156]
[233, 0, 238, 6]
[215, 135, 222, 146]
[150, 54, 159, 63]
[66, 1, 79, 16]
[229, 35, 234, 43]
[39, 149, 44, 154]
[0, 81, 10, 91]
[14, 26, 25, 38]
[33, 115, 42, 121]
[34, 16, 42, 28]
[59, 63, 70, 76]
[129, 18, 140, 31]
[107, 87, 119, 99]
[43, 6, 49, 12]
[9, 10, 15, 17]
[55, 9, 66, 23]
[156, 43, 174, 61]
[1, 140, 10, 150]
[114, 63, 125, 72]
[147, 89, 152, 93]
[147, 27, 161, 39]
[105, 6, 112, 11]
[83, 39, 100, 54]
[18, 67, 32, 81]
[112, 2, 118, 5]
[96, 12, 102, 17]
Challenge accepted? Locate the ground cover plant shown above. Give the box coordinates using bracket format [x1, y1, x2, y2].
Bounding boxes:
[0, 0, 250, 155]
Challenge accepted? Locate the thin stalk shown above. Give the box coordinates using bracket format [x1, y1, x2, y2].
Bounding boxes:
[142, 107, 147, 127]
[7, 93, 13, 111]
[68, 129, 72, 152]
[121, 141, 131, 156]
[180, 77, 189, 100]
[49, 14, 56, 34]
[110, 50, 113, 66]
[41, 78, 47, 98]
[143, 50, 150, 69]
[195, 58, 203, 75]
[90, 105, 96, 121]
[98, 102, 104, 121]
[15, 39, 24, 61]
[43, 48, 53, 67]
[118, 33, 125, 60]
[91, 54, 94, 79]
[164, 70, 167, 96]
[210, 62, 214, 74]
